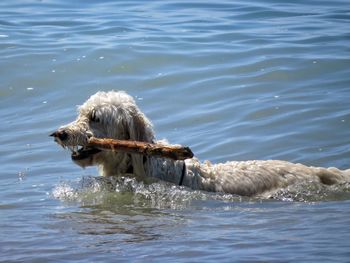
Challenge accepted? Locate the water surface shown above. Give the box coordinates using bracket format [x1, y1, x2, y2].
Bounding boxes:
[1, 0, 350, 262]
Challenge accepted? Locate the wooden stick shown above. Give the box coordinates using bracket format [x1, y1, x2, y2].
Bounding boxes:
[87, 137, 194, 160]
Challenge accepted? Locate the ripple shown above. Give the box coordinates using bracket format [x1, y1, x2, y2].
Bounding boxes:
[1, 0, 350, 261]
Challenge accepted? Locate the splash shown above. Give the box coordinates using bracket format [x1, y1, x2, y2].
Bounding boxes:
[52, 182, 79, 200]
[261, 181, 350, 202]
[52, 176, 245, 209]
[52, 176, 350, 209]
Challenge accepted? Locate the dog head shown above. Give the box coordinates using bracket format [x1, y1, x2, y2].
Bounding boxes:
[51, 90, 155, 177]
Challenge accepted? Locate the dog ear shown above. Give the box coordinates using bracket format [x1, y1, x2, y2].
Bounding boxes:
[120, 107, 155, 178]
[132, 113, 154, 142]
[125, 108, 155, 143]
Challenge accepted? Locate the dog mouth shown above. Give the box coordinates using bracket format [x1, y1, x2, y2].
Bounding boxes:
[50, 132, 102, 161]
[68, 146, 101, 160]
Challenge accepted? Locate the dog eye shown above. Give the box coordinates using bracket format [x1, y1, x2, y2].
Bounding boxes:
[90, 110, 100, 123]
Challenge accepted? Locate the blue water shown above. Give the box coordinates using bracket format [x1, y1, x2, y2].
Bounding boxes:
[1, 0, 350, 262]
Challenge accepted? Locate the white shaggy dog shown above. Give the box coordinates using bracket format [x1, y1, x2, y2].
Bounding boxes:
[51, 91, 350, 196]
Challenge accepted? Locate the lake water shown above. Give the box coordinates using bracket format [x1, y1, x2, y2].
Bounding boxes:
[1, 0, 350, 262]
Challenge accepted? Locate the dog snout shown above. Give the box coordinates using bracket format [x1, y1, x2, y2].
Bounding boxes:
[50, 130, 68, 141]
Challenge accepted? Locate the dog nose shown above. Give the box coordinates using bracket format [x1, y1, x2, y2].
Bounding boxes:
[50, 130, 68, 141]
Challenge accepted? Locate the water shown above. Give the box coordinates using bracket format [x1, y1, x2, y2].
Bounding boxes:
[1, 0, 350, 261]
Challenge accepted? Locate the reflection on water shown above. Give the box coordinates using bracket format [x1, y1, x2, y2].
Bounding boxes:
[47, 177, 350, 260]
[50, 178, 191, 244]
[51, 208, 169, 243]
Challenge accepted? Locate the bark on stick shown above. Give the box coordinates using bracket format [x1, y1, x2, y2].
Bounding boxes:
[87, 137, 194, 160]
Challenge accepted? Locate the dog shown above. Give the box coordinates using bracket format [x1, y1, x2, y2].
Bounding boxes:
[51, 91, 350, 196]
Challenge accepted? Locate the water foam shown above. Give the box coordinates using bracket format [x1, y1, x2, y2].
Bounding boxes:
[52, 176, 350, 208]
